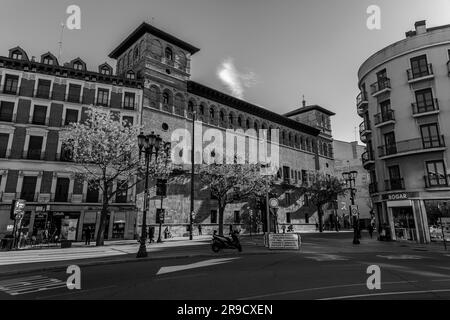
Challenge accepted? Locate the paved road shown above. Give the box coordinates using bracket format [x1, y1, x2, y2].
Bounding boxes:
[0, 233, 448, 300]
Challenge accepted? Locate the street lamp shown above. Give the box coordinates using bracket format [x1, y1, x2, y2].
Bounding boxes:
[157, 142, 172, 243]
[342, 170, 359, 245]
[136, 131, 159, 258]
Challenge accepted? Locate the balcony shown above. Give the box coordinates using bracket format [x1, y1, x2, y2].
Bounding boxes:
[424, 175, 450, 189]
[65, 93, 82, 104]
[23, 150, 45, 161]
[356, 92, 368, 117]
[385, 178, 405, 191]
[411, 99, 439, 117]
[374, 110, 395, 127]
[51, 193, 73, 203]
[370, 78, 391, 97]
[359, 120, 371, 143]
[122, 102, 139, 111]
[361, 150, 375, 169]
[95, 100, 110, 108]
[378, 135, 446, 159]
[407, 64, 434, 83]
[369, 182, 378, 194]
[18, 192, 39, 202]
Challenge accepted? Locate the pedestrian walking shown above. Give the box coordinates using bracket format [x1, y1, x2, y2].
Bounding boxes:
[149, 226, 155, 243]
[85, 226, 92, 245]
[198, 224, 202, 235]
[368, 223, 374, 238]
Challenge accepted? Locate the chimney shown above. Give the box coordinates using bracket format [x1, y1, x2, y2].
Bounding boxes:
[415, 20, 427, 35]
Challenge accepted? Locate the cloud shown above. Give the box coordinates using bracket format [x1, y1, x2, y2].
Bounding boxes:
[217, 58, 257, 99]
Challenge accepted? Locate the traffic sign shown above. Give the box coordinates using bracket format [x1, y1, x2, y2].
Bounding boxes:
[269, 198, 279, 208]
[350, 205, 359, 217]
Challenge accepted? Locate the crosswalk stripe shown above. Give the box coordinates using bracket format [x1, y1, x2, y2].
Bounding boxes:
[0, 275, 67, 296]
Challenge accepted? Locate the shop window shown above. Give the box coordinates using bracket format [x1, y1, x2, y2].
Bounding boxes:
[86, 183, 99, 203]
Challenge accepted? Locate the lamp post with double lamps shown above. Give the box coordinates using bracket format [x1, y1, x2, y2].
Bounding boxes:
[137, 131, 162, 258]
[157, 142, 172, 243]
[342, 170, 359, 245]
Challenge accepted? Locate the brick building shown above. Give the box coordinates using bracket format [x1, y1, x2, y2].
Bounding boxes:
[108, 23, 336, 237]
[0, 47, 143, 240]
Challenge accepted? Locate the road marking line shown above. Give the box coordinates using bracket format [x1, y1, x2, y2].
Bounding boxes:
[377, 254, 424, 260]
[238, 281, 418, 300]
[0, 275, 66, 296]
[319, 288, 450, 300]
[36, 285, 118, 300]
[157, 258, 240, 275]
[304, 254, 348, 261]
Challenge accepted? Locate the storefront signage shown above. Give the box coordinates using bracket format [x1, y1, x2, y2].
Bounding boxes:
[383, 192, 418, 201]
[6, 225, 13, 232]
[267, 233, 301, 250]
[60, 219, 78, 241]
[269, 198, 279, 208]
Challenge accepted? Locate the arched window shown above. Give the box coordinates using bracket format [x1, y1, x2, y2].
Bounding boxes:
[162, 92, 170, 105]
[300, 137, 305, 149]
[254, 122, 258, 131]
[228, 114, 233, 125]
[323, 143, 328, 156]
[238, 116, 242, 127]
[220, 110, 225, 122]
[246, 119, 250, 129]
[188, 100, 194, 113]
[165, 47, 173, 61]
[209, 107, 215, 120]
[150, 39, 163, 59]
[268, 127, 272, 140]
[140, 40, 145, 57]
[128, 51, 133, 66]
[174, 94, 185, 116]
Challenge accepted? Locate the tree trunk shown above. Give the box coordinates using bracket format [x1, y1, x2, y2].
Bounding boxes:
[218, 204, 225, 236]
[317, 204, 324, 233]
[96, 179, 109, 246]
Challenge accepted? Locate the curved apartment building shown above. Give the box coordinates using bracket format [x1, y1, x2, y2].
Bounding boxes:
[357, 21, 450, 244]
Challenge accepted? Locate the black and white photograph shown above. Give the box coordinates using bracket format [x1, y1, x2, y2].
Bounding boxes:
[0, 0, 449, 308]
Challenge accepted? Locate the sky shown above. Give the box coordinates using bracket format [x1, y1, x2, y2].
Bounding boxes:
[1, 0, 450, 142]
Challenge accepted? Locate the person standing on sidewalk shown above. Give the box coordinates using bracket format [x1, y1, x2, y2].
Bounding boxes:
[198, 224, 202, 236]
[368, 223, 374, 238]
[85, 226, 92, 245]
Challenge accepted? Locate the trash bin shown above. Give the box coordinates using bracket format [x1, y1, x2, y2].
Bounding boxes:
[61, 240, 72, 248]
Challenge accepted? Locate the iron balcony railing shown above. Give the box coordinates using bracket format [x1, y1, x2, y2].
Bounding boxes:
[378, 135, 445, 157]
[374, 110, 395, 125]
[411, 99, 439, 115]
[424, 174, 449, 188]
[356, 91, 368, 106]
[359, 120, 371, 135]
[361, 150, 375, 165]
[370, 78, 391, 95]
[407, 64, 433, 81]
[385, 178, 405, 191]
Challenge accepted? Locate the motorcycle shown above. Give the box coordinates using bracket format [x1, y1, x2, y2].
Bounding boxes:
[211, 230, 242, 252]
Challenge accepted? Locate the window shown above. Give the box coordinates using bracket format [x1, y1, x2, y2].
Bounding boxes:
[211, 210, 217, 224]
[73, 62, 83, 71]
[0, 133, 9, 158]
[283, 166, 290, 181]
[165, 47, 173, 61]
[285, 192, 291, 206]
[426, 160, 447, 186]
[415, 88, 435, 113]
[65, 109, 79, 125]
[21, 176, 37, 202]
[67, 84, 81, 103]
[36, 79, 51, 99]
[156, 179, 167, 197]
[305, 213, 309, 224]
[122, 116, 134, 127]
[86, 183, 99, 203]
[116, 181, 128, 203]
[410, 55, 429, 78]
[0, 101, 14, 122]
[54, 178, 70, 202]
[388, 165, 403, 190]
[3, 74, 19, 94]
[209, 108, 215, 120]
[286, 212, 291, 224]
[101, 67, 111, 75]
[96, 88, 109, 106]
[32, 105, 47, 125]
[124, 92, 135, 109]
[60, 141, 73, 162]
[27, 136, 43, 160]
[43, 56, 54, 65]
[126, 71, 135, 80]
[237, 116, 242, 127]
[380, 100, 392, 121]
[162, 92, 170, 105]
[234, 211, 240, 224]
[384, 132, 397, 155]
[188, 101, 194, 114]
[420, 123, 441, 148]
[220, 110, 224, 123]
[12, 50, 22, 60]
[301, 170, 307, 184]
[134, 47, 139, 61]
[128, 51, 132, 66]
[246, 119, 250, 129]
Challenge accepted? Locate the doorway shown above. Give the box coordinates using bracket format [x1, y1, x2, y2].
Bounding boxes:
[392, 207, 416, 241]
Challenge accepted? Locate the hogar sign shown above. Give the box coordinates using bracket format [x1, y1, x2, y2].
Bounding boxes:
[171, 123, 280, 175]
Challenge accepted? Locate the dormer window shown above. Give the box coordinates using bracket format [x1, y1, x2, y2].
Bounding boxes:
[165, 47, 173, 61]
[12, 50, 22, 60]
[73, 62, 83, 71]
[126, 71, 135, 80]
[43, 56, 54, 65]
[101, 67, 111, 75]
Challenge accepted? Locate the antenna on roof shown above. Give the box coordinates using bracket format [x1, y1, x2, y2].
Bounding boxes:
[354, 126, 357, 142]
[302, 95, 306, 108]
[58, 22, 65, 61]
